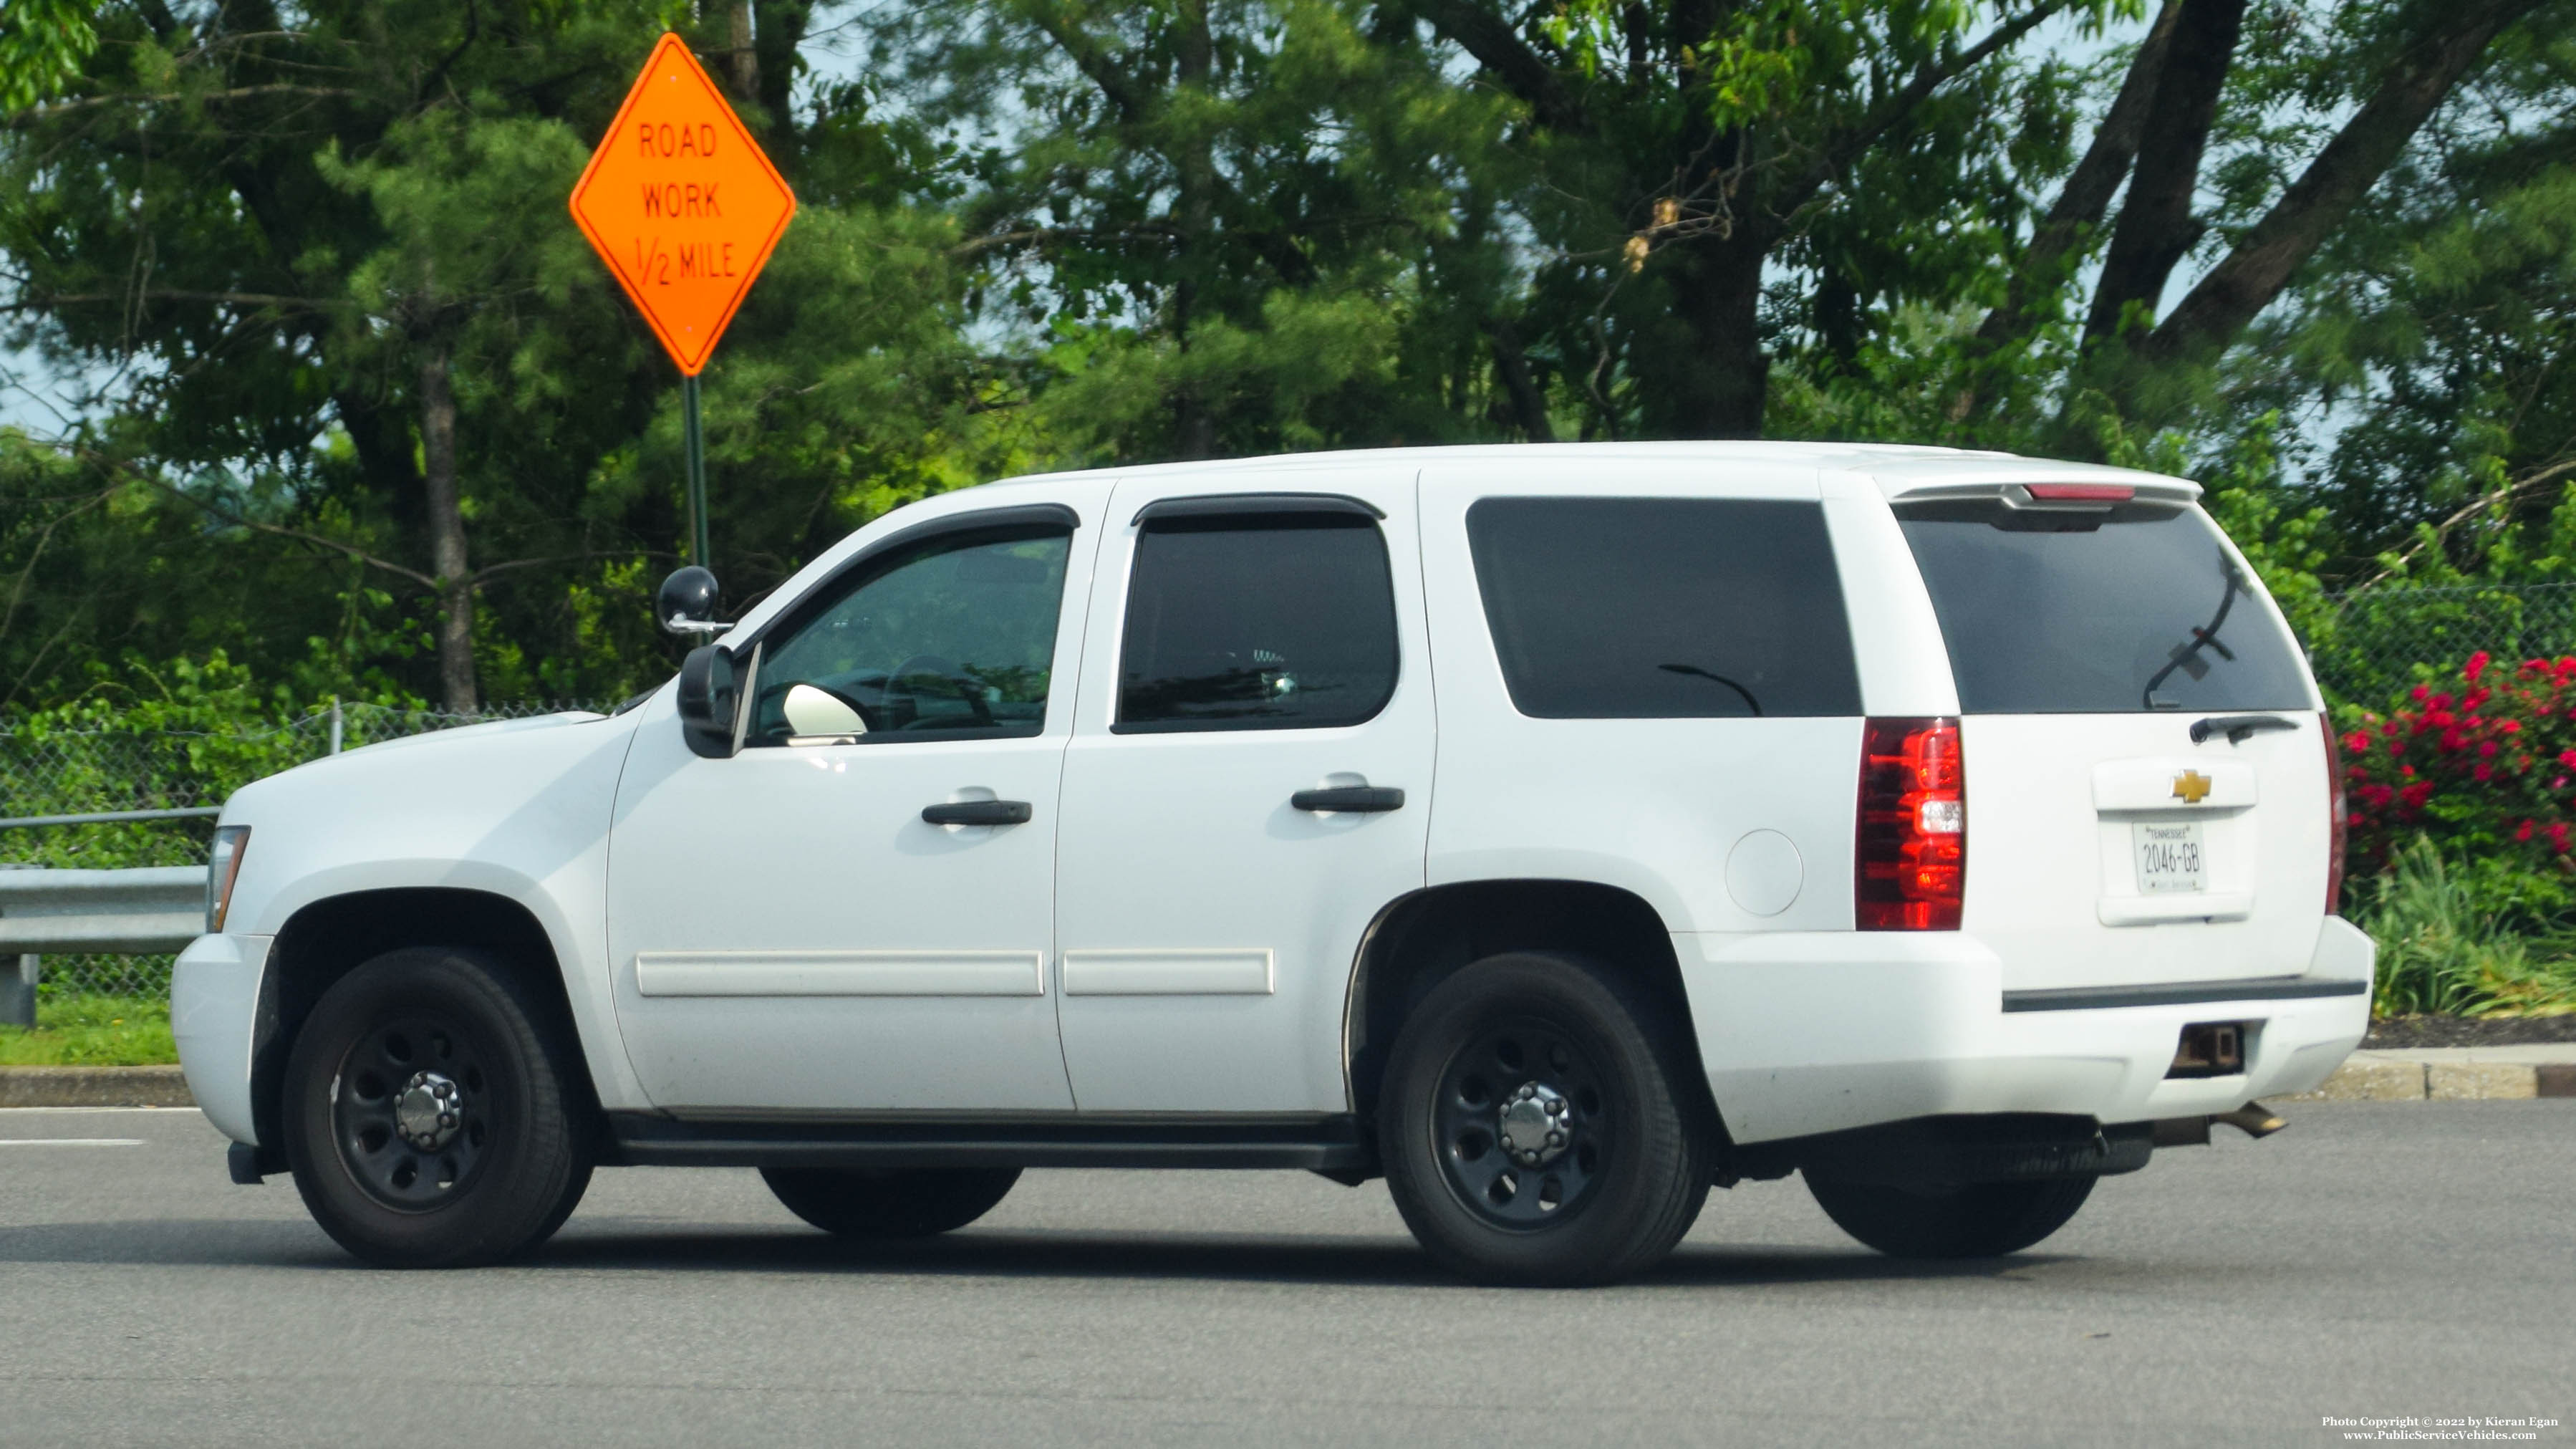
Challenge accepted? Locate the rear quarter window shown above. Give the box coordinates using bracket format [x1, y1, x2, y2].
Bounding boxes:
[1896, 500, 2311, 714]
[1467, 496, 1862, 718]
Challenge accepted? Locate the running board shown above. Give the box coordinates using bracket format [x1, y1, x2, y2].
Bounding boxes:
[604, 1110, 1371, 1172]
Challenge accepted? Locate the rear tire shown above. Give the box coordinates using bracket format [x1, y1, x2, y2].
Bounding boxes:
[1805, 1173, 2096, 1258]
[283, 948, 594, 1268]
[1378, 951, 1711, 1286]
[761, 1166, 1022, 1238]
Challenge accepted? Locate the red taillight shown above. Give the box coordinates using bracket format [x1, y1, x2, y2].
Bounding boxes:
[1858, 717, 1965, 930]
[2322, 712, 2346, 914]
[2023, 483, 2135, 503]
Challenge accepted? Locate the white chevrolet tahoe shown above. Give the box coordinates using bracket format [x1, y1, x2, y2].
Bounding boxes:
[173, 442, 2373, 1284]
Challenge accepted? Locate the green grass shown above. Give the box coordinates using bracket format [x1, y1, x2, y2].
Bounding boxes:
[0, 994, 177, 1067]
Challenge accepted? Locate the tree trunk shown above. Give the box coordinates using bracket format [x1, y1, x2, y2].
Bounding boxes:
[1168, 0, 1218, 461]
[2082, 0, 2245, 345]
[1964, 0, 2181, 382]
[1487, 320, 1555, 442]
[1637, 236, 1770, 440]
[417, 344, 476, 713]
[753, 0, 811, 155]
[726, 1, 758, 103]
[2141, 0, 2549, 368]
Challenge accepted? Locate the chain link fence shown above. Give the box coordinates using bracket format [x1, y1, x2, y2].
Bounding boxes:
[2307, 583, 2576, 711]
[3, 700, 605, 999]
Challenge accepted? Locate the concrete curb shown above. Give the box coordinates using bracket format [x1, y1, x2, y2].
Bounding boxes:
[0, 1066, 195, 1108]
[2282, 1048, 2576, 1102]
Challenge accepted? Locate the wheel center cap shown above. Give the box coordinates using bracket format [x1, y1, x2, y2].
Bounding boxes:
[1497, 1081, 1572, 1167]
[395, 1071, 464, 1152]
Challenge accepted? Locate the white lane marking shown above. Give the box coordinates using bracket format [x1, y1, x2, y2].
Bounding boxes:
[0, 1139, 145, 1147]
[0, 1106, 199, 1113]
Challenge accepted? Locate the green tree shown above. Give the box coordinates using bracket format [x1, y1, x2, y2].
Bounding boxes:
[2, 3, 983, 710]
[864, 0, 1526, 461]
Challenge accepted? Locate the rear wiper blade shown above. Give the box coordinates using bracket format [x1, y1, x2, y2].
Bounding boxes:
[2141, 549, 2245, 710]
[2190, 713, 2302, 746]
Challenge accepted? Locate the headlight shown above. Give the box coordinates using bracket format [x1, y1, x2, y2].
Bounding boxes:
[207, 825, 251, 933]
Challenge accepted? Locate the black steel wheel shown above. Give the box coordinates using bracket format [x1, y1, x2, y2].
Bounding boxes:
[1431, 1021, 1612, 1228]
[1379, 951, 1711, 1286]
[761, 1166, 1022, 1238]
[1805, 1173, 2097, 1259]
[284, 948, 594, 1268]
[329, 1014, 493, 1210]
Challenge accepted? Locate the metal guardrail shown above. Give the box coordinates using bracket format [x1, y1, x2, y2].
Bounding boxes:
[1, 866, 208, 1027]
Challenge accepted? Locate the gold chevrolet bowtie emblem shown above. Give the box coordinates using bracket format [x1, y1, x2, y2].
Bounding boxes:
[2171, 770, 2213, 804]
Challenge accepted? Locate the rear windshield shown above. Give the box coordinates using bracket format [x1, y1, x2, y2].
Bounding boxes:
[1896, 501, 2311, 714]
[1467, 496, 1861, 718]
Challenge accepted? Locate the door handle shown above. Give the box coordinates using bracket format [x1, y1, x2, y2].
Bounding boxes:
[1291, 785, 1405, 813]
[922, 799, 1033, 826]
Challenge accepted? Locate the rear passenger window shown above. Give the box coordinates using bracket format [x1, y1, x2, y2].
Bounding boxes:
[1116, 514, 1400, 732]
[1467, 497, 1862, 719]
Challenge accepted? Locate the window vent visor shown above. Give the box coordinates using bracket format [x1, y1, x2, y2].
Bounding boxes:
[1857, 718, 1964, 930]
[1131, 492, 1384, 526]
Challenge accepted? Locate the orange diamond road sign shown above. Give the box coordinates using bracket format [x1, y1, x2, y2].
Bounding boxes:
[569, 33, 796, 375]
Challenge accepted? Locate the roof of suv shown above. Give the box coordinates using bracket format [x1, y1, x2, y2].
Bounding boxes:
[988, 441, 2199, 500]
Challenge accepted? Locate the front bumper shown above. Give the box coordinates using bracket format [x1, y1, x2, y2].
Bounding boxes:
[172, 931, 273, 1146]
[1679, 917, 2373, 1145]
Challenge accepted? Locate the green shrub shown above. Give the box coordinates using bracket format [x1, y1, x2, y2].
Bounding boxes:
[2349, 837, 2576, 1017]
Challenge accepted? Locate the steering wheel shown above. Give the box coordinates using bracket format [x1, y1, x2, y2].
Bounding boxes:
[886, 653, 995, 729]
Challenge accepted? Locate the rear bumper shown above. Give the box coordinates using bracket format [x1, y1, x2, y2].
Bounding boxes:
[1679, 917, 2373, 1145]
[171, 931, 272, 1146]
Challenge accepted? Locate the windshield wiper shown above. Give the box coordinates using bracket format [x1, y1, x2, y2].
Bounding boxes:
[1659, 664, 1762, 716]
[2141, 550, 2244, 709]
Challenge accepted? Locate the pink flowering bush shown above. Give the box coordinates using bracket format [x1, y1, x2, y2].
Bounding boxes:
[2341, 652, 2576, 902]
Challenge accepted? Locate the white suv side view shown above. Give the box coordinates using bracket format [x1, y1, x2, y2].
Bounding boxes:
[173, 443, 2373, 1284]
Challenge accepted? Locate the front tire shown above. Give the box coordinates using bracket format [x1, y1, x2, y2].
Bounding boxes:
[1379, 952, 1711, 1286]
[761, 1167, 1022, 1238]
[1805, 1173, 2096, 1258]
[283, 948, 594, 1268]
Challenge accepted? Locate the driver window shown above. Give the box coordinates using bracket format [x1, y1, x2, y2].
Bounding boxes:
[748, 524, 1072, 745]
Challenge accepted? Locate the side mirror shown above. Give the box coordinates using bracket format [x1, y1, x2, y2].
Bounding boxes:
[657, 565, 728, 635]
[675, 644, 741, 758]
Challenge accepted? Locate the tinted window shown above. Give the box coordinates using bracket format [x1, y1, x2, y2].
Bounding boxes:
[1467, 497, 1861, 718]
[1896, 501, 2310, 713]
[1116, 515, 1399, 732]
[748, 526, 1070, 743]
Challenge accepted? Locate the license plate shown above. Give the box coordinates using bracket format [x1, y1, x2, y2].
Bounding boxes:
[2133, 822, 2205, 894]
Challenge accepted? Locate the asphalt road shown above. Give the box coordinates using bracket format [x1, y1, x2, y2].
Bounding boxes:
[0, 1103, 2569, 1448]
